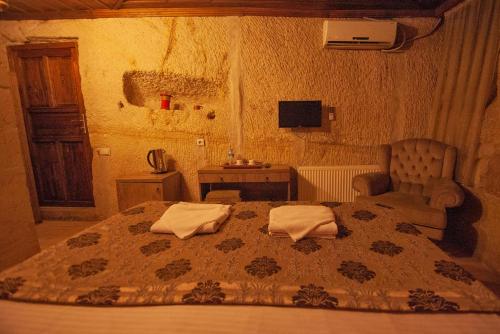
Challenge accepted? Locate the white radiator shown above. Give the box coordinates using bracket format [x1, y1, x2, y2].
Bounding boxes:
[298, 165, 380, 202]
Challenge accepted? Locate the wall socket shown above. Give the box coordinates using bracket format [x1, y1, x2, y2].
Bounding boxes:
[196, 138, 205, 146]
[96, 147, 111, 156]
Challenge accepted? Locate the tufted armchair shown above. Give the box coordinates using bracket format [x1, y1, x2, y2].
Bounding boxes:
[353, 138, 464, 240]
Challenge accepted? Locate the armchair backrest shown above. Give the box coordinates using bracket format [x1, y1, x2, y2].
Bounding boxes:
[378, 138, 457, 196]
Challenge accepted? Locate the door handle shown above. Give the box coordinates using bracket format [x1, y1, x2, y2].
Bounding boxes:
[70, 115, 87, 134]
[219, 177, 224, 183]
[80, 115, 87, 134]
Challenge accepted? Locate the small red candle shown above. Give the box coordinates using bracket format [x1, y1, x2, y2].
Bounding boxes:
[160, 93, 171, 110]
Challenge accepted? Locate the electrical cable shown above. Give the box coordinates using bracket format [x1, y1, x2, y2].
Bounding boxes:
[362, 16, 444, 53]
[407, 16, 444, 42]
[382, 28, 407, 53]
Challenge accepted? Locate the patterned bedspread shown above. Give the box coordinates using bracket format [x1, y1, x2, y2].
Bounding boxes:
[0, 201, 498, 312]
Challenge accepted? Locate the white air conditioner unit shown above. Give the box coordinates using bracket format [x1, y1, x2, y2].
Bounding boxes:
[323, 20, 397, 50]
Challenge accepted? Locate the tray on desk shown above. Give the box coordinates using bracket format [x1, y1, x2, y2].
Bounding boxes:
[220, 162, 263, 169]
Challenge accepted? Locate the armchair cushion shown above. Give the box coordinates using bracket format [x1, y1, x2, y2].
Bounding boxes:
[352, 172, 390, 196]
[356, 192, 447, 230]
[424, 177, 464, 210]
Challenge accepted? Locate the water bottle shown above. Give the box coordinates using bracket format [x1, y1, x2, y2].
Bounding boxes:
[227, 147, 234, 164]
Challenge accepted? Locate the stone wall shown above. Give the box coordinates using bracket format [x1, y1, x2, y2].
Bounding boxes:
[0, 56, 40, 271]
[0, 17, 444, 219]
[444, 54, 500, 274]
[469, 54, 500, 273]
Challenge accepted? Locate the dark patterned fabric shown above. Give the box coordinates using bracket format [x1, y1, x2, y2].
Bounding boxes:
[258, 224, 269, 235]
[76, 286, 120, 305]
[291, 239, 322, 254]
[182, 280, 225, 304]
[292, 284, 338, 308]
[434, 260, 475, 285]
[408, 289, 460, 312]
[396, 223, 422, 236]
[0, 277, 25, 299]
[370, 241, 403, 256]
[0, 201, 498, 312]
[336, 224, 352, 239]
[122, 206, 145, 215]
[338, 261, 376, 283]
[320, 201, 342, 208]
[268, 201, 287, 208]
[218, 201, 236, 206]
[235, 210, 258, 220]
[155, 259, 191, 281]
[67, 233, 101, 249]
[375, 203, 394, 209]
[215, 238, 244, 253]
[68, 258, 108, 280]
[140, 239, 171, 256]
[128, 221, 154, 235]
[245, 257, 281, 278]
[352, 210, 377, 221]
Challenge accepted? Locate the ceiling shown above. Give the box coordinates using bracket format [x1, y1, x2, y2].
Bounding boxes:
[0, 0, 462, 20]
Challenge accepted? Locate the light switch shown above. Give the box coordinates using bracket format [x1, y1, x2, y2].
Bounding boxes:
[97, 147, 111, 156]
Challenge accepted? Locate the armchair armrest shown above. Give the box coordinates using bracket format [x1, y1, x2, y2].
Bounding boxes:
[352, 172, 390, 196]
[426, 178, 464, 210]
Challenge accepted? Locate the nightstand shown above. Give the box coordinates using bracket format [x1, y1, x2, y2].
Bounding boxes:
[116, 171, 180, 211]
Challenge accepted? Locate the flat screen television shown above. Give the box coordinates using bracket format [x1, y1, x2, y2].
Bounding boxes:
[278, 100, 322, 128]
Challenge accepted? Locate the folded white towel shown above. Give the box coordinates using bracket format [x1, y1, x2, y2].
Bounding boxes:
[269, 221, 338, 239]
[150, 202, 231, 239]
[269, 205, 336, 241]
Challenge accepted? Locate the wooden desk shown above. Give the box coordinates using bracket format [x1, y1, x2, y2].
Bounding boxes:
[116, 171, 180, 211]
[198, 165, 291, 201]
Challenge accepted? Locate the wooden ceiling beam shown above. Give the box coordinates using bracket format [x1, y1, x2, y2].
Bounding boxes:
[0, 0, 461, 19]
[6, 4, 29, 13]
[71, 0, 95, 10]
[95, 0, 113, 9]
[12, 0, 45, 12]
[0, 6, 438, 20]
[113, 0, 125, 9]
[120, 0, 417, 10]
[48, 0, 77, 11]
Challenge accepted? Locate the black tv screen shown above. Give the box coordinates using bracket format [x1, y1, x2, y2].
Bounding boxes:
[279, 100, 322, 128]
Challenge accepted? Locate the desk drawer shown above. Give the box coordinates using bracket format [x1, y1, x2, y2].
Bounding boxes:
[244, 173, 289, 183]
[199, 174, 244, 183]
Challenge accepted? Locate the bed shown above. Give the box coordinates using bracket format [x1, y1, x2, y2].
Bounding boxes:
[0, 201, 499, 333]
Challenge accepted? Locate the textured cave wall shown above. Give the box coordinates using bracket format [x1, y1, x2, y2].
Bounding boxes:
[0, 17, 443, 219]
[0, 49, 40, 270]
[445, 55, 500, 274]
[465, 54, 500, 273]
[239, 17, 442, 165]
[0, 17, 234, 218]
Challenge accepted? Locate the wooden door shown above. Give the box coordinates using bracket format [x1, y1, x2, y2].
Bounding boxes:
[9, 42, 94, 207]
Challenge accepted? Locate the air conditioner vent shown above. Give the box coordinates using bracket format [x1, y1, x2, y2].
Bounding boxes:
[323, 20, 397, 50]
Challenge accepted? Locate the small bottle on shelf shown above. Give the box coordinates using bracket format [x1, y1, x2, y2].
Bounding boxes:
[227, 147, 234, 165]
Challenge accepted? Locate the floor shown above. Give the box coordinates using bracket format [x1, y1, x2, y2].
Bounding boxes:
[36, 219, 500, 297]
[35, 220, 99, 250]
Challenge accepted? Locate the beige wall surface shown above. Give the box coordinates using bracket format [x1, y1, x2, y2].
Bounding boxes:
[0, 17, 444, 219]
[0, 56, 40, 271]
[470, 54, 500, 273]
[447, 54, 500, 274]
